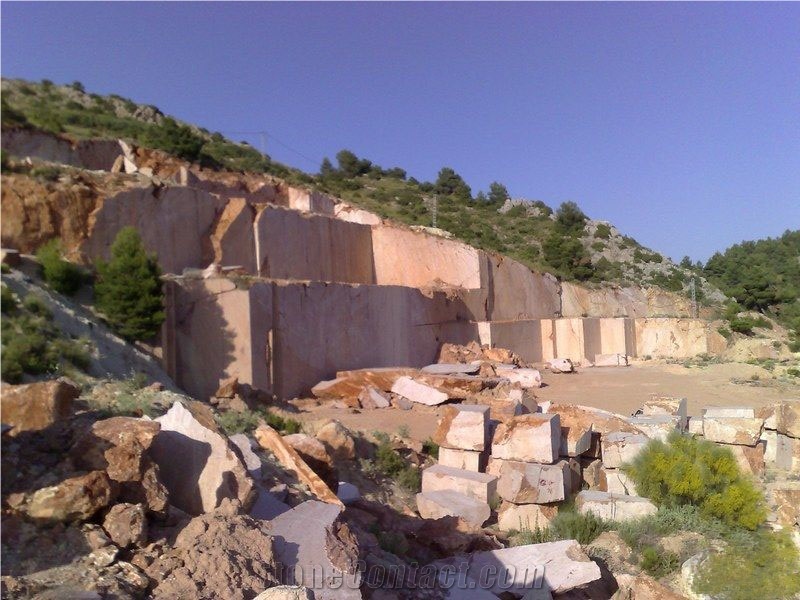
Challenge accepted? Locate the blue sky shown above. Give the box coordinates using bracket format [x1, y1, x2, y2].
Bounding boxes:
[3, 2, 798, 262]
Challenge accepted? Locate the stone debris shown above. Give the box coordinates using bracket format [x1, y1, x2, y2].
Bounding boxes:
[1, 377, 80, 435]
[702, 416, 763, 445]
[102, 502, 147, 548]
[496, 501, 558, 532]
[421, 362, 481, 375]
[22, 470, 116, 523]
[416, 489, 491, 527]
[491, 414, 560, 464]
[601, 431, 650, 468]
[438, 447, 486, 472]
[266, 500, 361, 600]
[391, 376, 449, 406]
[776, 399, 800, 438]
[547, 358, 575, 373]
[767, 481, 800, 527]
[498, 367, 543, 389]
[487, 458, 569, 504]
[575, 490, 657, 522]
[254, 587, 315, 600]
[315, 420, 356, 461]
[548, 403, 644, 435]
[432, 404, 490, 451]
[254, 425, 343, 507]
[357, 386, 391, 409]
[151, 401, 253, 515]
[642, 395, 688, 429]
[336, 481, 360, 505]
[421, 464, 498, 503]
[627, 415, 682, 441]
[593, 353, 629, 367]
[432, 539, 601, 595]
[284, 433, 336, 488]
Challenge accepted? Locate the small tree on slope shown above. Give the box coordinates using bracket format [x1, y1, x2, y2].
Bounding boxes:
[94, 227, 164, 342]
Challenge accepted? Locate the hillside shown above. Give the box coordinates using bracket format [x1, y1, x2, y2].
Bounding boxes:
[1, 77, 723, 303]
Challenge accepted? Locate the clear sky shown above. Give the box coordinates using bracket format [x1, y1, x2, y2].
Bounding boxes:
[2, 2, 799, 262]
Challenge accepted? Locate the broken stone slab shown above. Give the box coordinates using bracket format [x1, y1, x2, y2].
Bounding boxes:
[721, 441, 765, 477]
[548, 403, 644, 435]
[391, 376, 448, 406]
[487, 458, 569, 504]
[547, 358, 575, 373]
[688, 416, 704, 436]
[416, 490, 490, 527]
[318, 367, 486, 399]
[254, 425, 343, 507]
[284, 433, 336, 489]
[357, 386, 390, 409]
[463, 384, 527, 421]
[431, 539, 601, 596]
[491, 414, 560, 464]
[151, 402, 253, 515]
[557, 417, 593, 457]
[421, 464, 497, 503]
[336, 482, 360, 505]
[421, 363, 481, 375]
[103, 503, 147, 548]
[266, 500, 361, 600]
[316, 420, 356, 461]
[23, 471, 116, 523]
[599, 468, 637, 495]
[497, 501, 558, 532]
[767, 481, 800, 527]
[602, 431, 650, 469]
[776, 400, 800, 438]
[499, 368, 542, 389]
[432, 404, 490, 451]
[757, 403, 779, 430]
[626, 415, 681, 441]
[642, 395, 688, 429]
[575, 490, 657, 522]
[703, 406, 755, 419]
[438, 447, 487, 472]
[0, 377, 80, 435]
[775, 433, 800, 474]
[229, 433, 264, 476]
[254, 587, 315, 600]
[593, 353, 629, 367]
[702, 416, 763, 445]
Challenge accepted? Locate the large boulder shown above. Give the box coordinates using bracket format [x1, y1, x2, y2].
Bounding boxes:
[103, 502, 147, 548]
[575, 490, 657, 522]
[391, 376, 448, 406]
[421, 464, 497, 503]
[1, 378, 79, 435]
[432, 405, 490, 451]
[491, 414, 560, 464]
[71, 416, 168, 514]
[703, 416, 763, 445]
[315, 420, 356, 461]
[22, 471, 116, 523]
[150, 402, 253, 515]
[487, 458, 569, 504]
[496, 502, 558, 532]
[416, 490, 490, 527]
[602, 431, 650, 469]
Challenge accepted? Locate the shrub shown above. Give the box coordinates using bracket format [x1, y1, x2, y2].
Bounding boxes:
[422, 438, 439, 459]
[1, 285, 18, 314]
[36, 240, 86, 295]
[624, 433, 766, 529]
[594, 222, 612, 239]
[717, 326, 732, 340]
[94, 227, 164, 341]
[216, 408, 301, 436]
[30, 165, 63, 182]
[640, 546, 680, 578]
[729, 316, 756, 335]
[549, 510, 609, 544]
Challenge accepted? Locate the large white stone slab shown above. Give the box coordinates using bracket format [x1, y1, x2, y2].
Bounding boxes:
[421, 464, 497, 503]
[602, 431, 650, 469]
[491, 414, 560, 464]
[575, 490, 657, 522]
[416, 490, 490, 526]
[391, 376, 448, 406]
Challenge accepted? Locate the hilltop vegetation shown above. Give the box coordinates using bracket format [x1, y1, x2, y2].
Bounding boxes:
[1, 78, 719, 298]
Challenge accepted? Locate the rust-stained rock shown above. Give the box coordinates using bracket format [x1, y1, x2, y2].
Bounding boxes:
[284, 433, 336, 489]
[548, 403, 644, 436]
[254, 425, 343, 507]
[315, 420, 356, 461]
[23, 471, 116, 523]
[432, 404, 490, 451]
[103, 502, 147, 548]
[1, 378, 79, 435]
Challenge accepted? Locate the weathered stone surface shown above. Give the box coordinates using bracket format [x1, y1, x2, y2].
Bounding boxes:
[775, 433, 800, 474]
[768, 481, 800, 526]
[391, 376, 448, 406]
[464, 384, 527, 421]
[547, 358, 574, 373]
[722, 441, 765, 476]
[557, 415, 593, 457]
[581, 457, 603, 490]
[776, 400, 800, 438]
[643, 395, 688, 429]
[575, 490, 657, 522]
[421, 363, 480, 375]
[316, 420, 356, 461]
[497, 502, 558, 532]
[432, 539, 601, 595]
[491, 414, 560, 464]
[487, 458, 569, 504]
[421, 464, 497, 503]
[548, 403, 643, 435]
[151, 402, 253, 515]
[702, 416, 763, 445]
[103, 503, 147, 548]
[357, 386, 390, 409]
[24, 471, 116, 523]
[688, 416, 704, 436]
[432, 404, 490, 451]
[416, 490, 490, 527]
[627, 415, 681, 441]
[499, 367, 542, 389]
[599, 468, 637, 495]
[602, 431, 650, 469]
[438, 447, 486, 472]
[266, 500, 361, 600]
[0, 378, 79, 435]
[147, 510, 280, 599]
[703, 406, 755, 419]
[71, 416, 168, 514]
[254, 587, 315, 600]
[255, 425, 343, 507]
[284, 433, 336, 488]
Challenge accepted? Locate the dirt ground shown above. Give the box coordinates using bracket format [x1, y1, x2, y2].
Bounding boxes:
[290, 361, 800, 442]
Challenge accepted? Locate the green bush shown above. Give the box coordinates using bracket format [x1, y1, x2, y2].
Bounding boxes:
[594, 223, 612, 239]
[717, 326, 732, 340]
[94, 227, 164, 341]
[422, 438, 439, 459]
[694, 530, 800, 600]
[1, 285, 18, 314]
[216, 408, 301, 436]
[36, 240, 86, 295]
[640, 546, 680, 578]
[729, 316, 756, 335]
[549, 510, 609, 544]
[624, 433, 766, 529]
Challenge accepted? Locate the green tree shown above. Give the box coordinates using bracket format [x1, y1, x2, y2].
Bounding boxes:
[94, 227, 164, 341]
[542, 233, 595, 281]
[434, 167, 472, 201]
[36, 240, 85, 296]
[554, 201, 588, 234]
[488, 182, 509, 205]
[319, 157, 336, 178]
[335, 149, 372, 178]
[680, 256, 694, 269]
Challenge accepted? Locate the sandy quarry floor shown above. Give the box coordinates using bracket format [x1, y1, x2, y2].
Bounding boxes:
[289, 361, 799, 442]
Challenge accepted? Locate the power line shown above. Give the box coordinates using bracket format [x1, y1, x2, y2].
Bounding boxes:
[221, 129, 320, 168]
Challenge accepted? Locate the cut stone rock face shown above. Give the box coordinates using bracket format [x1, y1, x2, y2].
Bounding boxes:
[593, 353, 629, 367]
[702, 416, 763, 445]
[390, 376, 448, 406]
[723, 441, 766, 477]
[575, 490, 657, 522]
[703, 406, 755, 418]
[491, 414, 560, 464]
[416, 490, 490, 527]
[600, 468, 637, 495]
[777, 400, 800, 438]
[559, 420, 593, 457]
[421, 464, 497, 503]
[432, 404, 490, 451]
[488, 458, 569, 504]
[438, 447, 486, 472]
[151, 402, 253, 515]
[775, 433, 800, 474]
[601, 431, 650, 469]
[432, 539, 601, 596]
[767, 481, 800, 526]
[497, 502, 558, 532]
[642, 396, 688, 429]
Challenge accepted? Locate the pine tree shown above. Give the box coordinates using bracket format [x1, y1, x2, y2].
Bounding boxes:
[94, 227, 164, 341]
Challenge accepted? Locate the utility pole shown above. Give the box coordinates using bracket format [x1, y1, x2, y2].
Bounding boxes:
[690, 277, 698, 318]
[259, 132, 267, 156]
[432, 195, 438, 229]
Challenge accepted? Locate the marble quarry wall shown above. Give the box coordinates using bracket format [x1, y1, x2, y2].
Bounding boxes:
[634, 318, 711, 358]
